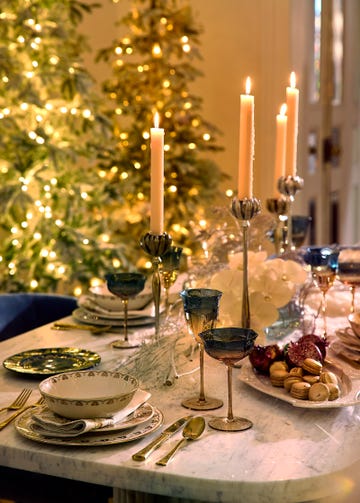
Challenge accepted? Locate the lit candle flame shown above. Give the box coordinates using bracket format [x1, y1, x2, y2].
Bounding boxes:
[154, 111, 160, 128]
[290, 71, 296, 88]
[245, 76, 252, 95]
[280, 103, 287, 116]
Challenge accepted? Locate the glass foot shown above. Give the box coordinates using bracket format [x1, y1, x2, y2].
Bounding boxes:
[111, 339, 140, 349]
[208, 416, 253, 432]
[181, 396, 223, 411]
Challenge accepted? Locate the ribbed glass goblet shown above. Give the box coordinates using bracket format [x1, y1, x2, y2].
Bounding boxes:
[304, 246, 339, 337]
[180, 288, 223, 410]
[337, 246, 360, 313]
[200, 327, 258, 431]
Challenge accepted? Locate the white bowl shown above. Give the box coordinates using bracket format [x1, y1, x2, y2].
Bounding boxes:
[39, 370, 138, 419]
[88, 284, 152, 311]
[348, 312, 360, 339]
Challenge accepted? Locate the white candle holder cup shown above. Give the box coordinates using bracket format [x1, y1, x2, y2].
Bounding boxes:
[266, 197, 290, 255]
[231, 197, 261, 328]
[278, 175, 304, 251]
[140, 232, 172, 341]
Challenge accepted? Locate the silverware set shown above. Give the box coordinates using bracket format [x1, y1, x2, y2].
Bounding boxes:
[0, 388, 32, 414]
[0, 389, 44, 431]
[132, 415, 205, 466]
[1, 391, 205, 464]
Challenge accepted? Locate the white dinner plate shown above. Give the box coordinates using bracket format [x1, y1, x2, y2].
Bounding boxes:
[15, 406, 163, 446]
[239, 359, 360, 408]
[72, 307, 155, 327]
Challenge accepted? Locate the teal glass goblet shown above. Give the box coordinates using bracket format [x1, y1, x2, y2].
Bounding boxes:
[105, 272, 146, 349]
[200, 327, 258, 431]
[180, 288, 223, 410]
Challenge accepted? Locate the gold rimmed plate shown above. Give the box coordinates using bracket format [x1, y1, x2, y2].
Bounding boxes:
[3, 347, 101, 376]
[15, 406, 163, 446]
[73, 307, 155, 327]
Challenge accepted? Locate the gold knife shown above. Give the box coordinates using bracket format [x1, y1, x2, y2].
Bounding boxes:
[132, 416, 193, 461]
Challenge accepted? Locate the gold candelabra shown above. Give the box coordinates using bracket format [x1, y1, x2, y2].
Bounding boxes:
[231, 197, 261, 328]
[140, 232, 172, 341]
[277, 175, 304, 251]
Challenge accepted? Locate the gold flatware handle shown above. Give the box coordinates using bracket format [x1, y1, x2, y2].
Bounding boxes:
[0, 398, 44, 431]
[156, 438, 187, 466]
[132, 432, 170, 461]
[132, 415, 193, 461]
[52, 323, 112, 334]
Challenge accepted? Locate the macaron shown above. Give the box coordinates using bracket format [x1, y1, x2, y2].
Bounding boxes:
[289, 367, 303, 378]
[269, 361, 288, 373]
[302, 358, 323, 375]
[303, 374, 320, 385]
[270, 369, 289, 387]
[327, 383, 340, 401]
[308, 382, 330, 401]
[284, 376, 303, 391]
[320, 371, 338, 386]
[290, 382, 311, 400]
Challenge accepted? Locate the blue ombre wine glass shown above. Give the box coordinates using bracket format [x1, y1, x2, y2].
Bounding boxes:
[106, 272, 146, 348]
[304, 246, 339, 337]
[180, 288, 223, 410]
[200, 327, 257, 431]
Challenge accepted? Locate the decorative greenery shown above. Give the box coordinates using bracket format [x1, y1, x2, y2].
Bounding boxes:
[0, 0, 127, 293]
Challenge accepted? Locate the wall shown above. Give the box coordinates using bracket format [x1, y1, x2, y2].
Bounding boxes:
[80, 0, 291, 203]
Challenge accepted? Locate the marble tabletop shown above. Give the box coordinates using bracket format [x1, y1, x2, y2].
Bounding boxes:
[0, 312, 360, 503]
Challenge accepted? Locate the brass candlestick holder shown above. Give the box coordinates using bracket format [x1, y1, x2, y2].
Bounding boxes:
[231, 197, 261, 328]
[140, 232, 172, 341]
[278, 175, 304, 251]
[266, 197, 290, 255]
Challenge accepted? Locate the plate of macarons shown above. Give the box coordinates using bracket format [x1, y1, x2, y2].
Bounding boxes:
[239, 337, 360, 408]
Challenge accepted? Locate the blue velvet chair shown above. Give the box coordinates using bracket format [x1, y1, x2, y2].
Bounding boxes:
[0, 293, 77, 341]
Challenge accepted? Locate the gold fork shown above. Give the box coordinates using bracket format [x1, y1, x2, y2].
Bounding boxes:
[0, 397, 45, 431]
[0, 388, 32, 414]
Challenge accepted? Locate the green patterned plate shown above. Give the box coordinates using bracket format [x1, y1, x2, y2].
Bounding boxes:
[3, 347, 101, 376]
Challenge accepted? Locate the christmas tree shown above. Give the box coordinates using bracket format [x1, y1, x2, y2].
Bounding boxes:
[0, 0, 226, 294]
[97, 0, 226, 261]
[0, 0, 127, 294]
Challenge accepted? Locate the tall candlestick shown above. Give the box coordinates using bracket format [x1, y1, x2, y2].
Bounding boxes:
[285, 71, 299, 177]
[150, 112, 164, 234]
[273, 103, 287, 197]
[238, 77, 254, 199]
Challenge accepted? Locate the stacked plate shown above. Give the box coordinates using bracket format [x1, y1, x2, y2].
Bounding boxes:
[332, 327, 360, 366]
[74, 283, 155, 328]
[15, 371, 163, 446]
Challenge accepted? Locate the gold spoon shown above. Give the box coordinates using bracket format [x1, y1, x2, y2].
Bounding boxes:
[156, 416, 205, 466]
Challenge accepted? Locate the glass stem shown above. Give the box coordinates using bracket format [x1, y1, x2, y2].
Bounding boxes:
[350, 286, 355, 314]
[227, 365, 234, 421]
[164, 287, 170, 317]
[199, 343, 206, 402]
[321, 291, 327, 337]
[123, 298, 129, 342]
